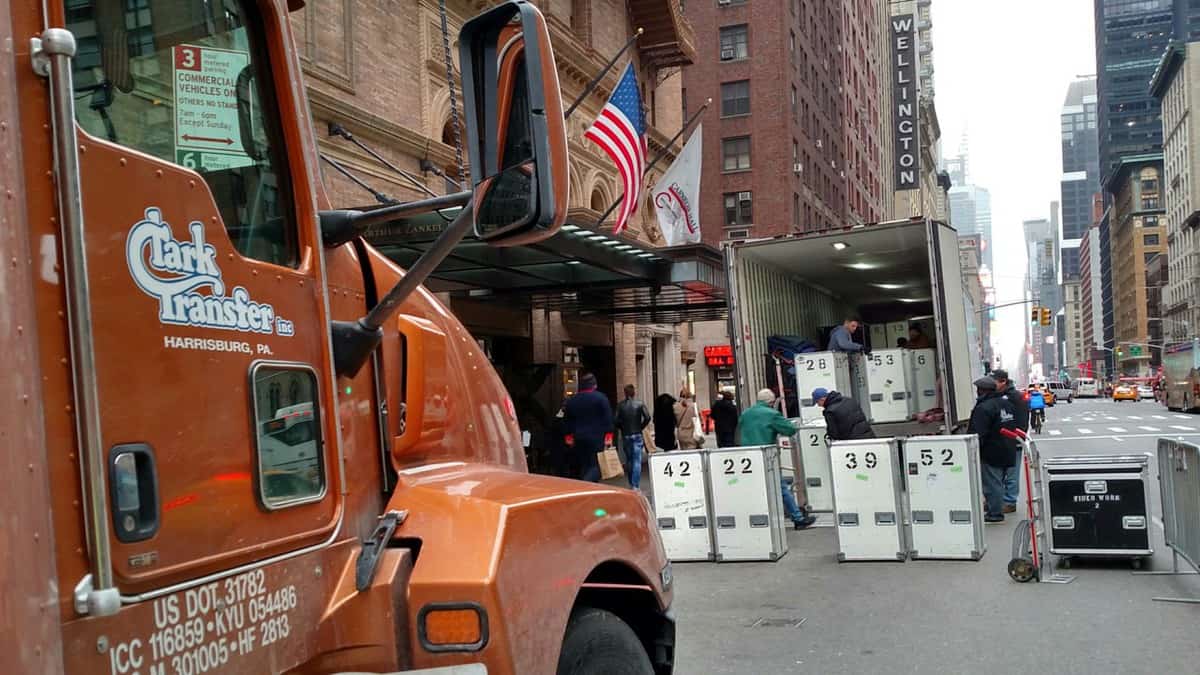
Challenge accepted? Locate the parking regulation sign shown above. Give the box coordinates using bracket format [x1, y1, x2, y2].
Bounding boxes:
[173, 44, 253, 169]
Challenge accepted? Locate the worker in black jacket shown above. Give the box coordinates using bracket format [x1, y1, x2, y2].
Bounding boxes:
[968, 376, 1020, 523]
[992, 368, 1027, 513]
[812, 388, 875, 440]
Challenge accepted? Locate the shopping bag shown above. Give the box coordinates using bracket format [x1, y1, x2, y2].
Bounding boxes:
[642, 430, 656, 454]
[597, 446, 624, 480]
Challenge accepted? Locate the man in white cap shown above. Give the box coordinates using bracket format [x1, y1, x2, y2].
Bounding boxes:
[738, 388, 817, 529]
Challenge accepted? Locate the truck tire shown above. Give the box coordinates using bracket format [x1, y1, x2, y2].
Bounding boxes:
[557, 607, 654, 675]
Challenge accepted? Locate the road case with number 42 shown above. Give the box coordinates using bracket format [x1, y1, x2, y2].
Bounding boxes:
[903, 435, 986, 560]
[649, 451, 714, 562]
[708, 446, 789, 562]
[831, 438, 906, 562]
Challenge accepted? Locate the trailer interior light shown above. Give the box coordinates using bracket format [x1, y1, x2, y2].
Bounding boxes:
[832, 241, 849, 250]
[898, 297, 926, 303]
[872, 283, 904, 290]
[845, 262, 880, 270]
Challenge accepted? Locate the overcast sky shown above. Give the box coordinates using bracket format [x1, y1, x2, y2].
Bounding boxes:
[933, 0, 1097, 372]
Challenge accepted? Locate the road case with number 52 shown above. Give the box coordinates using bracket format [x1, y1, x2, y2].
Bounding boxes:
[708, 446, 789, 562]
[649, 450, 714, 562]
[903, 435, 986, 560]
[831, 438, 906, 562]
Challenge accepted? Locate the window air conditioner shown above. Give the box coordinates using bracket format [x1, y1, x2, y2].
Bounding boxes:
[720, 48, 736, 60]
[718, 0, 731, 5]
[794, 163, 803, 174]
[738, 191, 752, 201]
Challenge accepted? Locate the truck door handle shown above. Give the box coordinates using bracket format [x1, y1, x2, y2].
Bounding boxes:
[109, 443, 160, 543]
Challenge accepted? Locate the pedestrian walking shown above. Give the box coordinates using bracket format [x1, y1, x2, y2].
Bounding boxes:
[674, 390, 704, 449]
[738, 389, 817, 529]
[992, 369, 1028, 514]
[653, 393, 678, 452]
[812, 388, 874, 440]
[615, 384, 652, 489]
[828, 317, 866, 353]
[710, 388, 740, 447]
[562, 373, 613, 482]
[968, 376, 1020, 523]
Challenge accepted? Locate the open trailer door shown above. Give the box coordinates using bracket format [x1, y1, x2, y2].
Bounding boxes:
[926, 220, 980, 429]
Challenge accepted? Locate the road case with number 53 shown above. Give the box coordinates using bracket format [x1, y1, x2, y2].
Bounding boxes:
[708, 446, 789, 562]
[853, 349, 914, 423]
[831, 438, 906, 562]
[649, 450, 714, 562]
[903, 435, 986, 560]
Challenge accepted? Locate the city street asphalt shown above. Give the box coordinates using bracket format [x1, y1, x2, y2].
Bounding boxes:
[661, 397, 1200, 674]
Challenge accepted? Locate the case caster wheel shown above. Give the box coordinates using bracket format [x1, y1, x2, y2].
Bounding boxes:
[1008, 557, 1037, 583]
[1058, 556, 1072, 569]
[1131, 557, 1144, 570]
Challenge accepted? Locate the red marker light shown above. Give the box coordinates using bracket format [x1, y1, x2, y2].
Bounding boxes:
[503, 395, 517, 420]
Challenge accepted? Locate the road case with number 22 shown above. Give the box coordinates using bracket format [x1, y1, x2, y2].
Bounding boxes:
[903, 435, 986, 560]
[649, 451, 714, 562]
[831, 438, 906, 561]
[708, 446, 789, 562]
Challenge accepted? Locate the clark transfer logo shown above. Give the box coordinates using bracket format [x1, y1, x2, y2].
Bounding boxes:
[126, 207, 293, 336]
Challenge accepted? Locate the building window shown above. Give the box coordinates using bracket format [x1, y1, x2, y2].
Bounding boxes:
[719, 25, 748, 61]
[724, 191, 752, 225]
[791, 85, 797, 116]
[793, 193, 800, 230]
[722, 136, 751, 172]
[720, 80, 750, 116]
[1145, 233, 1160, 246]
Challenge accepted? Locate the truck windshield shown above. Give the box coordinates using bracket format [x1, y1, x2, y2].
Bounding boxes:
[66, 0, 297, 267]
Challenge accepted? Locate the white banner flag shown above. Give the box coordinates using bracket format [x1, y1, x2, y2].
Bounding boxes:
[651, 124, 703, 246]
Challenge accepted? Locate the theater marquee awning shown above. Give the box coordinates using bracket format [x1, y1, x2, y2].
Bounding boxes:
[363, 207, 727, 324]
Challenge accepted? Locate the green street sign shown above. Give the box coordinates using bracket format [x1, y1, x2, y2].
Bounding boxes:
[1131, 345, 1142, 355]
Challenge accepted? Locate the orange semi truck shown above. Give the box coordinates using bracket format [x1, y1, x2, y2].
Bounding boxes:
[1, 1, 675, 673]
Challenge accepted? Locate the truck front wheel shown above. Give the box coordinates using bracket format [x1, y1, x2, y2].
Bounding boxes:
[557, 607, 654, 675]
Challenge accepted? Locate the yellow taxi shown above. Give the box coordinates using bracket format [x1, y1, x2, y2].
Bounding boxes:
[1028, 385, 1055, 406]
[1113, 383, 1139, 402]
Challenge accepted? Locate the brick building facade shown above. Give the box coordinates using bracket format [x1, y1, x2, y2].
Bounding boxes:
[291, 0, 699, 469]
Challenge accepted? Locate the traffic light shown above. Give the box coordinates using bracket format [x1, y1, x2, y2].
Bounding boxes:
[1031, 306, 1040, 323]
[1040, 307, 1052, 326]
[1116, 348, 1124, 358]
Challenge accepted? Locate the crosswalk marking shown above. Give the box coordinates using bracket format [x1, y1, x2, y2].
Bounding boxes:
[1153, 415, 1167, 420]
[1178, 415, 1194, 420]
[1138, 426, 1160, 432]
[1108, 427, 1127, 433]
[1128, 416, 1143, 420]
[1171, 425, 1194, 431]
[1049, 429, 1062, 436]
[1106, 416, 1118, 421]
[1079, 428, 1094, 435]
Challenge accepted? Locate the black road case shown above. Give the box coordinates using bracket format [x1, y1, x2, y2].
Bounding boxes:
[1042, 454, 1152, 567]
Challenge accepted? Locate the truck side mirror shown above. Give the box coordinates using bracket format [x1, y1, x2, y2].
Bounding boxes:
[459, 0, 568, 246]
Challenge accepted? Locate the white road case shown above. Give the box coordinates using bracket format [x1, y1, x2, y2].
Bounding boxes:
[783, 417, 834, 512]
[903, 435, 986, 560]
[649, 451, 714, 561]
[831, 438, 906, 562]
[869, 323, 887, 350]
[886, 321, 909, 348]
[708, 446, 789, 562]
[794, 351, 853, 424]
[856, 349, 914, 423]
[909, 348, 938, 412]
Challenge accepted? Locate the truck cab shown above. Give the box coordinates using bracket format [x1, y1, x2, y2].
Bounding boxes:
[2, 1, 675, 673]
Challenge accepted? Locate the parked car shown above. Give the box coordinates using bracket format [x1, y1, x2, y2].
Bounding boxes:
[1113, 384, 1139, 402]
[1138, 384, 1154, 400]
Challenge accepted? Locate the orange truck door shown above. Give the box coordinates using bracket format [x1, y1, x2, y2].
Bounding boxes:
[65, 0, 341, 594]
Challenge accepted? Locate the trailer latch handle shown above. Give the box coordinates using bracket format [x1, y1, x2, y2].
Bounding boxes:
[356, 509, 408, 592]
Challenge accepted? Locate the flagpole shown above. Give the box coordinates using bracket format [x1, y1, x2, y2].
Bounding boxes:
[563, 28, 643, 120]
[593, 98, 710, 229]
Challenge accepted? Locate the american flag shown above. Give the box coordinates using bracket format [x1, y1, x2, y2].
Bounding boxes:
[585, 64, 647, 234]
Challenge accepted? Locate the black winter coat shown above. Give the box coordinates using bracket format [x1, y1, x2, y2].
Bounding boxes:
[822, 391, 875, 440]
[710, 398, 739, 437]
[1000, 385, 1030, 431]
[968, 391, 1020, 468]
[653, 394, 678, 451]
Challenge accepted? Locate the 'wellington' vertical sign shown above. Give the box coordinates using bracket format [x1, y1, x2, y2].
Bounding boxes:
[891, 14, 919, 190]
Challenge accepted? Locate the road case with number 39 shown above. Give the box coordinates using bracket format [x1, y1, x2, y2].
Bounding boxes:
[708, 446, 789, 562]
[649, 451, 714, 562]
[903, 435, 986, 560]
[831, 438, 906, 562]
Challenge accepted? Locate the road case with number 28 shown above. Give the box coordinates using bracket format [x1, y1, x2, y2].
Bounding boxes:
[831, 438, 906, 562]
[903, 435, 986, 560]
[708, 446, 789, 562]
[649, 451, 714, 562]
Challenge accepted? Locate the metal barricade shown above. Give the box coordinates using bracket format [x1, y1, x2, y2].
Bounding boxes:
[1142, 438, 1200, 602]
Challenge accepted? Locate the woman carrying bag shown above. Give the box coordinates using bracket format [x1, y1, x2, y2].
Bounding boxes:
[674, 389, 705, 449]
[653, 393, 679, 452]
